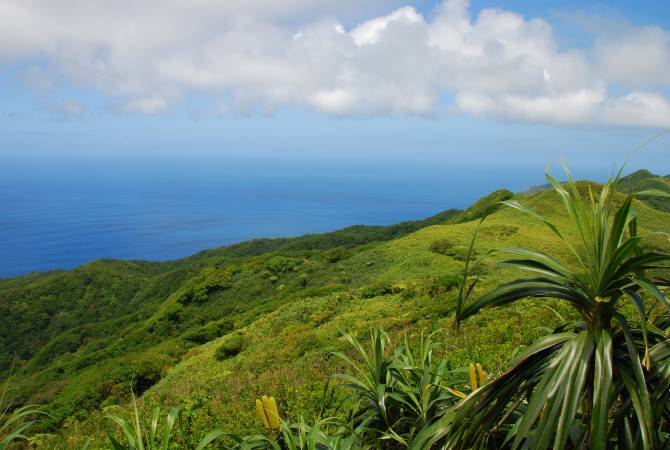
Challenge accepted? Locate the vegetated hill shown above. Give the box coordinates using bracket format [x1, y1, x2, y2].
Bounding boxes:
[620, 168, 670, 211]
[0, 197, 500, 424]
[1, 179, 668, 447]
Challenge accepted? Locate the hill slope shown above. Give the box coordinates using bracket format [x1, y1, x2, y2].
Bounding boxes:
[1, 193, 514, 425]
[620, 169, 670, 211]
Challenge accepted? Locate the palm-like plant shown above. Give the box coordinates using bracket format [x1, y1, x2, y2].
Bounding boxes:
[224, 418, 371, 450]
[1, 369, 45, 449]
[105, 393, 223, 450]
[413, 165, 670, 449]
[333, 330, 465, 447]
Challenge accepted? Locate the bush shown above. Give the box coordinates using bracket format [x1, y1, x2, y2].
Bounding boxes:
[265, 256, 299, 275]
[161, 304, 183, 323]
[324, 247, 352, 263]
[176, 267, 235, 305]
[429, 239, 454, 255]
[428, 274, 461, 296]
[214, 335, 246, 361]
[183, 319, 235, 344]
[359, 283, 405, 299]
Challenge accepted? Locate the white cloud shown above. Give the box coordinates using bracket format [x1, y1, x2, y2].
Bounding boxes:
[596, 26, 670, 87]
[124, 96, 171, 114]
[0, 0, 669, 127]
[350, 6, 423, 46]
[601, 92, 670, 128]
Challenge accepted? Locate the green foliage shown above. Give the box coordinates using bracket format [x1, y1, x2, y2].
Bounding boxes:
[426, 274, 461, 297]
[428, 239, 453, 255]
[358, 283, 406, 299]
[195, 208, 461, 259]
[222, 419, 369, 450]
[183, 320, 234, 345]
[176, 267, 236, 305]
[325, 247, 354, 263]
[620, 169, 670, 212]
[105, 393, 222, 450]
[1, 370, 45, 449]
[420, 163, 670, 449]
[451, 189, 514, 223]
[264, 256, 300, 276]
[332, 330, 465, 447]
[214, 335, 246, 361]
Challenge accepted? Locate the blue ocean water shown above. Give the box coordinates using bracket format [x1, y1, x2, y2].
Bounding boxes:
[0, 157, 554, 278]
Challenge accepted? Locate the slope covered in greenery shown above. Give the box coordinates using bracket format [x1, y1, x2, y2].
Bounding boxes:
[620, 168, 670, 211]
[1, 176, 668, 448]
[1, 195, 512, 425]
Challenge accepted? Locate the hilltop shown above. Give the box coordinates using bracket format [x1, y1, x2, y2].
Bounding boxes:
[619, 168, 670, 211]
[1, 173, 669, 447]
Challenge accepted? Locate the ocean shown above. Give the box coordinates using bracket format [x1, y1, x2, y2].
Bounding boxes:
[0, 156, 557, 278]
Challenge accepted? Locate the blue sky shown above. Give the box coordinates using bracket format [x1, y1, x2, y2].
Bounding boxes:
[1, 0, 670, 173]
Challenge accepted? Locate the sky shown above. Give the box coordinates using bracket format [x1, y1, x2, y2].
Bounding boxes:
[1, 0, 670, 172]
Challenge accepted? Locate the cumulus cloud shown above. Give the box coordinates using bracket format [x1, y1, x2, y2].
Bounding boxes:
[0, 0, 669, 127]
[596, 26, 670, 87]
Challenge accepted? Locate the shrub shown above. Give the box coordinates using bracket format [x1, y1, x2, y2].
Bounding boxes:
[428, 274, 461, 297]
[176, 267, 235, 305]
[214, 335, 246, 361]
[161, 304, 183, 323]
[183, 319, 234, 345]
[324, 247, 352, 263]
[428, 238, 454, 255]
[265, 256, 299, 275]
[358, 283, 404, 299]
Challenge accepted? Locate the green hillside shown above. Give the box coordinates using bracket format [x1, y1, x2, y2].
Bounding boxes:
[0, 192, 511, 424]
[1, 176, 668, 449]
[620, 169, 670, 211]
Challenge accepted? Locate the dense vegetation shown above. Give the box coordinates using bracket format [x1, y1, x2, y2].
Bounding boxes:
[619, 169, 670, 211]
[0, 168, 668, 449]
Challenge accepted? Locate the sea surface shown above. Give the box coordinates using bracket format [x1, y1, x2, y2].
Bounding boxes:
[0, 157, 577, 278]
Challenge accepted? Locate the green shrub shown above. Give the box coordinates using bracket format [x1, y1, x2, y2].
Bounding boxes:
[161, 304, 183, 323]
[325, 247, 352, 263]
[265, 256, 299, 275]
[183, 319, 234, 345]
[176, 267, 235, 305]
[428, 239, 454, 255]
[359, 283, 404, 299]
[428, 274, 461, 297]
[214, 335, 246, 361]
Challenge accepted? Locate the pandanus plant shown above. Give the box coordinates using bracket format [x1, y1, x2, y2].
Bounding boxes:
[105, 393, 223, 450]
[333, 330, 467, 447]
[0, 366, 46, 450]
[413, 165, 670, 449]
